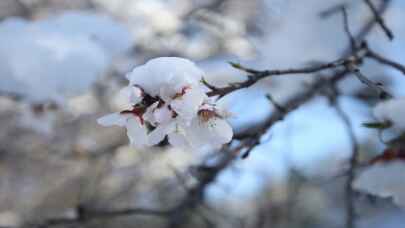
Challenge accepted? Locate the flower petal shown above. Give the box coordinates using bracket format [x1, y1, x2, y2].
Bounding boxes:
[97, 113, 128, 127]
[186, 117, 233, 148]
[126, 116, 148, 148]
[120, 85, 143, 105]
[168, 132, 189, 147]
[148, 122, 175, 145]
[170, 86, 207, 122]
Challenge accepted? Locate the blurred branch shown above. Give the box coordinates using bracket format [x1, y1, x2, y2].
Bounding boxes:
[207, 58, 356, 97]
[347, 66, 392, 99]
[342, 0, 391, 55]
[0, 90, 23, 101]
[365, 45, 405, 75]
[184, 0, 226, 19]
[166, 142, 250, 228]
[208, 0, 393, 99]
[319, 1, 351, 18]
[326, 85, 360, 228]
[235, 0, 392, 149]
[341, 6, 357, 53]
[363, 0, 394, 40]
[14, 0, 34, 19]
[340, 6, 391, 99]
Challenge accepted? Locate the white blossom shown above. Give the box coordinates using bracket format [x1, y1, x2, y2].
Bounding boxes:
[186, 112, 234, 148]
[170, 86, 207, 123]
[98, 57, 233, 149]
[98, 112, 129, 128]
[354, 147, 405, 208]
[98, 113, 149, 148]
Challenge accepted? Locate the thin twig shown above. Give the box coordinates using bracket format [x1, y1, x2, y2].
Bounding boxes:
[363, 0, 394, 40]
[319, 1, 351, 18]
[340, 5, 392, 99]
[342, 0, 391, 56]
[366, 48, 405, 75]
[208, 59, 354, 97]
[342, 6, 357, 52]
[347, 66, 392, 99]
[265, 94, 287, 114]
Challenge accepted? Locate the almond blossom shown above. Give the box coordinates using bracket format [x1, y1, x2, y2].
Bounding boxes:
[97, 57, 233, 149]
[353, 147, 405, 208]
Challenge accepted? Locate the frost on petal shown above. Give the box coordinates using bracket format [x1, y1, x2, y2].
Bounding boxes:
[373, 98, 405, 130]
[186, 117, 233, 148]
[354, 160, 405, 208]
[126, 116, 148, 148]
[97, 113, 128, 127]
[170, 87, 207, 122]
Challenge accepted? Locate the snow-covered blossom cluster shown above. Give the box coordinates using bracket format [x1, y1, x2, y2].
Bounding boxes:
[0, 11, 132, 104]
[354, 147, 405, 208]
[98, 57, 233, 149]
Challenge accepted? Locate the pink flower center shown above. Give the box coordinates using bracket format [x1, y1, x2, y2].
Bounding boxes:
[172, 86, 191, 99]
[120, 106, 146, 125]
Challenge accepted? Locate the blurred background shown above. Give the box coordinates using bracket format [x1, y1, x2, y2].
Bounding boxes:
[0, 0, 405, 227]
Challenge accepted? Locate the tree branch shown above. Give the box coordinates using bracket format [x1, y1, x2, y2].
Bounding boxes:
[363, 0, 394, 40]
[326, 85, 360, 228]
[365, 47, 405, 75]
[207, 58, 356, 97]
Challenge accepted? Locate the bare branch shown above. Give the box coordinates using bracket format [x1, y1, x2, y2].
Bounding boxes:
[347, 66, 392, 99]
[342, 0, 391, 56]
[366, 47, 405, 75]
[208, 58, 355, 97]
[363, 0, 394, 40]
[340, 5, 392, 99]
[341, 6, 357, 52]
[319, 1, 351, 18]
